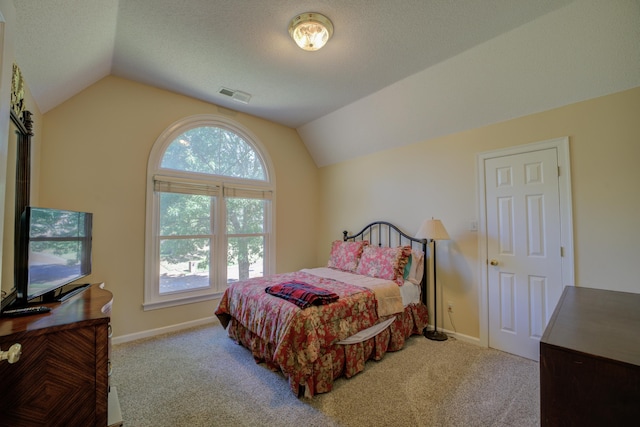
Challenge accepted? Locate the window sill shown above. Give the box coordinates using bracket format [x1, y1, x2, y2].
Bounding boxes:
[143, 291, 223, 311]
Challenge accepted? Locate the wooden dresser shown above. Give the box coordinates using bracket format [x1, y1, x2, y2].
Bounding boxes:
[0, 283, 121, 427]
[540, 286, 640, 426]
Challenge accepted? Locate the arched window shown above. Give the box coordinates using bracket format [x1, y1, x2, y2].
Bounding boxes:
[144, 115, 275, 310]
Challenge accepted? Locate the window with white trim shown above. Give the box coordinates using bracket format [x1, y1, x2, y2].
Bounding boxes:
[144, 115, 275, 310]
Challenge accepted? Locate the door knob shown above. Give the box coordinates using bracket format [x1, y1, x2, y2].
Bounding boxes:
[489, 259, 499, 266]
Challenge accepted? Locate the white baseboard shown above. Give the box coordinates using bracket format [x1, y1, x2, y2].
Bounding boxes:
[427, 324, 481, 346]
[113, 318, 482, 347]
[112, 316, 220, 345]
[441, 328, 481, 346]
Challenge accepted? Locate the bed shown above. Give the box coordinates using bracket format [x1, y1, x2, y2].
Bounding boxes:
[215, 221, 429, 397]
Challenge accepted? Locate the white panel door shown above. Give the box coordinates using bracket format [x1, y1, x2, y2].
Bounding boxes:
[485, 148, 563, 361]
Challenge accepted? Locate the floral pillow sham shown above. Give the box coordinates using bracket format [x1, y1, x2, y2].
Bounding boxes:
[355, 245, 412, 285]
[327, 240, 369, 272]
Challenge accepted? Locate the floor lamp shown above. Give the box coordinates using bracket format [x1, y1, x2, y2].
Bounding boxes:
[416, 218, 450, 341]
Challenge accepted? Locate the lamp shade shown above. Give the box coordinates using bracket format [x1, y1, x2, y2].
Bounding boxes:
[289, 13, 333, 51]
[415, 219, 450, 241]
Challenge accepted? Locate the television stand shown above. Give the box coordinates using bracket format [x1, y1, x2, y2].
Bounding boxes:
[0, 283, 120, 425]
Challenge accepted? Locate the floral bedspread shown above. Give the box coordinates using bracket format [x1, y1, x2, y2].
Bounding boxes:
[215, 271, 379, 385]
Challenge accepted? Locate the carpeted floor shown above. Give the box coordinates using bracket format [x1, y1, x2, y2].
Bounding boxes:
[111, 324, 539, 426]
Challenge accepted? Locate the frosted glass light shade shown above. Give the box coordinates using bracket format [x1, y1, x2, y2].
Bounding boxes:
[415, 219, 450, 241]
[289, 13, 333, 51]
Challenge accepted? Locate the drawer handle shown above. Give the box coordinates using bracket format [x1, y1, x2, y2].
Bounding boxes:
[0, 343, 22, 364]
[108, 360, 113, 376]
[108, 324, 113, 338]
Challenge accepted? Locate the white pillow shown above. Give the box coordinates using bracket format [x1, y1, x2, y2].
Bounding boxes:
[407, 250, 424, 285]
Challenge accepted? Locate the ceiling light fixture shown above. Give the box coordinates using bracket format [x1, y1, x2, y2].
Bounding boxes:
[288, 12, 333, 51]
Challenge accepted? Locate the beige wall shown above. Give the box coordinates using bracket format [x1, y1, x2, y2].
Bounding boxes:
[40, 76, 319, 339]
[318, 86, 640, 340]
[0, 0, 43, 306]
[0, 0, 17, 301]
[27, 73, 640, 342]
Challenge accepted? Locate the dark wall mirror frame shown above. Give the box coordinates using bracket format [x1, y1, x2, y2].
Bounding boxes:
[11, 108, 33, 243]
[1, 109, 33, 310]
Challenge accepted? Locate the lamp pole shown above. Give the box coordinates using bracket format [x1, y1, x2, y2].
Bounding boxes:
[424, 238, 447, 341]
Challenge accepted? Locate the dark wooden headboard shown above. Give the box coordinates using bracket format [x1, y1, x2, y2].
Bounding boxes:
[343, 221, 428, 306]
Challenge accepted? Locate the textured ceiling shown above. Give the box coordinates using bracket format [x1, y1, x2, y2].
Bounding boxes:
[13, 0, 574, 129]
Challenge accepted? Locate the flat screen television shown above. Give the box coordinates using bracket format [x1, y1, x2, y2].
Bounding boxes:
[13, 207, 93, 307]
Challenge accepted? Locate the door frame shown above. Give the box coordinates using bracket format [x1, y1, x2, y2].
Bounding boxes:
[476, 137, 575, 349]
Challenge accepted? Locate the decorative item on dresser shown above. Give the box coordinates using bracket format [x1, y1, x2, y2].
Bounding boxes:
[0, 283, 122, 427]
[540, 286, 640, 426]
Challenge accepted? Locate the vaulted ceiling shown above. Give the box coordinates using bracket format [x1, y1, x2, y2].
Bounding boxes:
[12, 1, 640, 166]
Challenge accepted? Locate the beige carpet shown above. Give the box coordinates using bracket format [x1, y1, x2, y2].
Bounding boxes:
[111, 324, 539, 426]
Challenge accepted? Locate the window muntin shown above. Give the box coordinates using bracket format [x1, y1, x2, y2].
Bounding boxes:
[144, 115, 274, 310]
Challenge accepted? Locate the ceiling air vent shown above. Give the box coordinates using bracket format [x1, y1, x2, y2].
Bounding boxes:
[218, 87, 251, 104]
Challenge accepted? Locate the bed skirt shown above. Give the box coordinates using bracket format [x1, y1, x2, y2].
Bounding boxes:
[225, 302, 428, 397]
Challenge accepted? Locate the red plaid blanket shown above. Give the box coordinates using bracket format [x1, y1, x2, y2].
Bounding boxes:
[265, 281, 339, 309]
